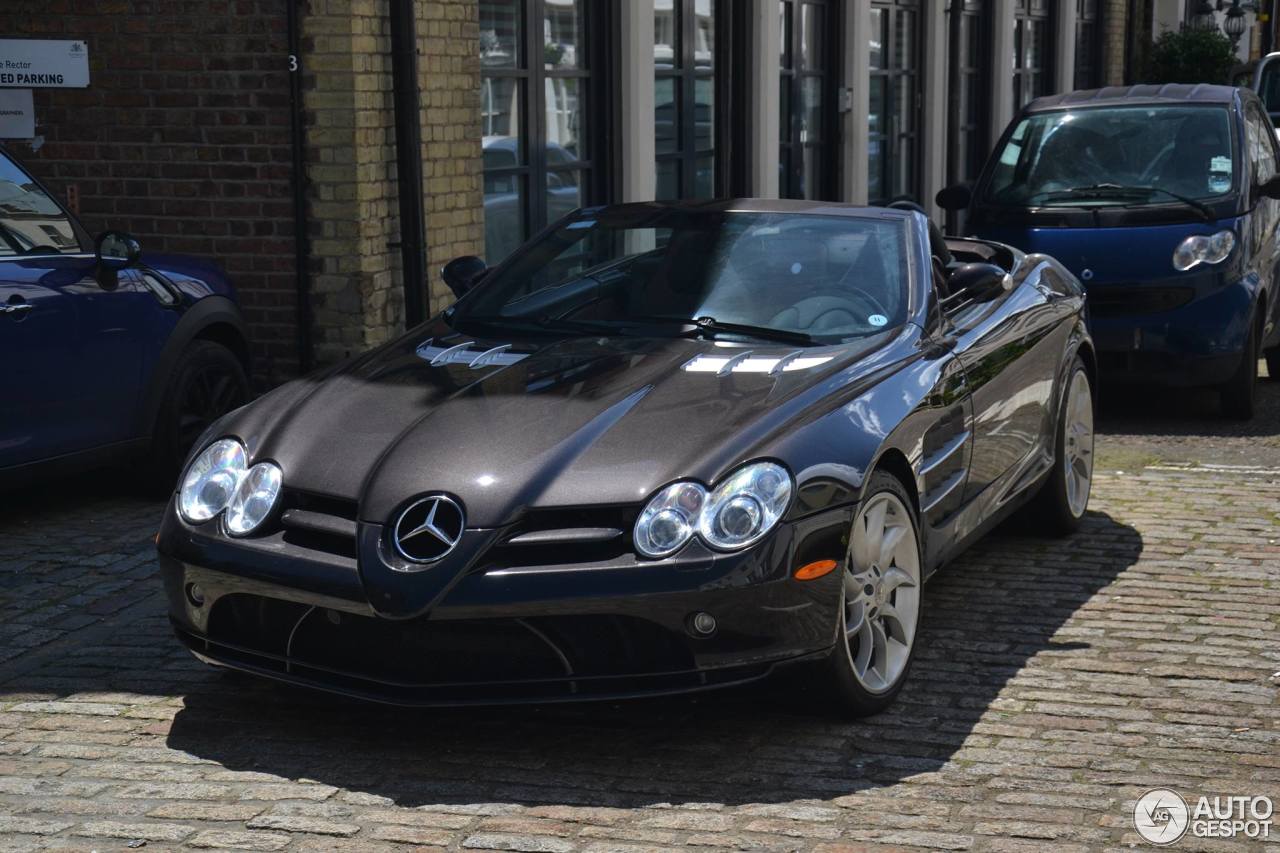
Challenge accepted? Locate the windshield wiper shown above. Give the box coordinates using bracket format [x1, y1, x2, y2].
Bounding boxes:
[1030, 183, 1214, 221]
[631, 314, 816, 346]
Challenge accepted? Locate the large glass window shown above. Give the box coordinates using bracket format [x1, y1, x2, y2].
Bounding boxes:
[985, 106, 1238, 206]
[779, 0, 835, 200]
[655, 0, 717, 200]
[1074, 0, 1101, 90]
[0, 152, 78, 256]
[480, 0, 598, 264]
[868, 0, 922, 205]
[1013, 0, 1051, 109]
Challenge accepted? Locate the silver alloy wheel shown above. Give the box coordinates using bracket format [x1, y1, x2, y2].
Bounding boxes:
[842, 491, 921, 694]
[1062, 369, 1094, 519]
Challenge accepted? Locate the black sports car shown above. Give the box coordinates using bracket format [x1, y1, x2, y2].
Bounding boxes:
[156, 200, 1096, 716]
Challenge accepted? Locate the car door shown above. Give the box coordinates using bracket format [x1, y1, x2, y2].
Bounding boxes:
[1244, 102, 1280, 349]
[946, 267, 1063, 506]
[0, 150, 144, 468]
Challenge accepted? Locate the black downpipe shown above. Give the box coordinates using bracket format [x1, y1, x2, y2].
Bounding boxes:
[390, 0, 427, 327]
[286, 0, 313, 372]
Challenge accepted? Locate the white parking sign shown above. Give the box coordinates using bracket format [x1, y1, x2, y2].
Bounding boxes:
[0, 39, 90, 88]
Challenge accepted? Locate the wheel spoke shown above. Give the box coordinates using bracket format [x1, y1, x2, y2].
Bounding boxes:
[845, 598, 867, 638]
[879, 522, 907, 568]
[881, 564, 915, 595]
[853, 617, 875, 677]
[880, 602, 913, 644]
[869, 619, 890, 687]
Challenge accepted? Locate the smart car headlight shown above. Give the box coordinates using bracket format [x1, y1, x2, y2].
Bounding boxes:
[178, 438, 247, 523]
[1172, 230, 1235, 272]
[224, 462, 283, 536]
[634, 462, 793, 558]
[698, 462, 792, 551]
[634, 481, 707, 558]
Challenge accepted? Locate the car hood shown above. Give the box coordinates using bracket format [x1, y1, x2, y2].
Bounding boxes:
[225, 320, 912, 527]
[975, 218, 1241, 286]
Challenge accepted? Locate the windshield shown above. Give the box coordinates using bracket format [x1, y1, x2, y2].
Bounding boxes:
[985, 105, 1237, 206]
[453, 208, 911, 343]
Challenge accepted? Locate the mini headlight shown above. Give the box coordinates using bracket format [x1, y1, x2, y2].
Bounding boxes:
[699, 462, 793, 551]
[179, 438, 247, 523]
[224, 462, 283, 536]
[634, 481, 706, 558]
[1173, 230, 1235, 271]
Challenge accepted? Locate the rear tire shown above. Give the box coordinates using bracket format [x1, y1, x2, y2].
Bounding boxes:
[820, 470, 922, 718]
[1028, 357, 1094, 537]
[147, 340, 250, 491]
[1220, 320, 1259, 420]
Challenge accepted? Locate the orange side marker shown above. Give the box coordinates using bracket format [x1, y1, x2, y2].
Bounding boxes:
[794, 559, 838, 580]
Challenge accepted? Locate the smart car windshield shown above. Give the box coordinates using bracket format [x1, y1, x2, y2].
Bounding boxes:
[985, 105, 1238, 208]
[452, 208, 910, 344]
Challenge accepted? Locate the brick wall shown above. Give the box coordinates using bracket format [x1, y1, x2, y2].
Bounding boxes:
[1102, 0, 1130, 85]
[418, 0, 484, 315]
[0, 0, 300, 382]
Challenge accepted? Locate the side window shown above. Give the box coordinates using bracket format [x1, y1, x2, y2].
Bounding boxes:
[0, 153, 79, 256]
[1246, 107, 1278, 185]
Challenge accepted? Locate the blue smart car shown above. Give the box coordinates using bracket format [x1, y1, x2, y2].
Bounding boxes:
[939, 84, 1280, 418]
[0, 145, 252, 487]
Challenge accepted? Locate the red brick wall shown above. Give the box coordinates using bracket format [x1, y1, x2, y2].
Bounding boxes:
[0, 0, 298, 381]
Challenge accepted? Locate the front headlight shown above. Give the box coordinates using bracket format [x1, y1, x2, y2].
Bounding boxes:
[225, 462, 283, 536]
[179, 438, 247, 523]
[1172, 230, 1235, 272]
[634, 462, 793, 558]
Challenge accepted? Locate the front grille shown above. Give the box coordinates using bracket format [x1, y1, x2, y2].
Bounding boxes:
[277, 490, 359, 560]
[484, 506, 640, 568]
[192, 593, 712, 703]
[1087, 285, 1194, 317]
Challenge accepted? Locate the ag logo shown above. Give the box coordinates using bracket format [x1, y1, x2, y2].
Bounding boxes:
[1134, 788, 1190, 845]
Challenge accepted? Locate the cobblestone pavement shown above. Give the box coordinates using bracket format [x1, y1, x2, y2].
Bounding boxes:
[2, 401, 1279, 851]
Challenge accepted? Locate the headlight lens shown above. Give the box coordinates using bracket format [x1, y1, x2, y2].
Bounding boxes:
[1172, 230, 1235, 271]
[699, 462, 792, 551]
[634, 481, 707, 558]
[225, 462, 283, 536]
[634, 462, 793, 558]
[179, 438, 247, 523]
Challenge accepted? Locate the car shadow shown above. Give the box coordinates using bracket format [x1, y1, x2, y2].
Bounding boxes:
[1096, 365, 1280, 439]
[145, 509, 1143, 808]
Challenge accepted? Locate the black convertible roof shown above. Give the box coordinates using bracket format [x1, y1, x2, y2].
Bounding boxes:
[1024, 84, 1243, 113]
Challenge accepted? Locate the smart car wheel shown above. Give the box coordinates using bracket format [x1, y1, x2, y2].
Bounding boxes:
[1028, 357, 1094, 536]
[1265, 346, 1280, 383]
[149, 340, 250, 488]
[822, 470, 922, 717]
[1220, 318, 1259, 420]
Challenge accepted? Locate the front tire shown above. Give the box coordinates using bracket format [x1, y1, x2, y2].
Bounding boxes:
[821, 470, 923, 717]
[147, 340, 250, 489]
[1220, 320, 1259, 420]
[1028, 357, 1094, 536]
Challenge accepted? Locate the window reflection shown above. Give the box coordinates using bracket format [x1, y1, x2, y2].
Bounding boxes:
[655, 0, 716, 199]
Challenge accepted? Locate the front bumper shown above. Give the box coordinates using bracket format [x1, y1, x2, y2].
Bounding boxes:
[156, 500, 849, 706]
[1088, 276, 1253, 387]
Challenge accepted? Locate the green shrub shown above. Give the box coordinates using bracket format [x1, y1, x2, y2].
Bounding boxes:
[1144, 27, 1237, 85]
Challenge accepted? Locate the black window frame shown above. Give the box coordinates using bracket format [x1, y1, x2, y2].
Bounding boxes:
[1073, 0, 1103, 91]
[480, 0, 614, 261]
[868, 0, 925, 206]
[779, 0, 841, 201]
[655, 0, 721, 200]
[1013, 0, 1054, 110]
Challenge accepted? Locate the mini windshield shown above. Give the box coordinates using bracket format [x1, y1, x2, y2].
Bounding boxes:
[985, 105, 1238, 207]
[453, 208, 910, 344]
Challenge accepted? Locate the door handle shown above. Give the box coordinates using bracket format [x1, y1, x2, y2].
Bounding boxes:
[2, 303, 32, 315]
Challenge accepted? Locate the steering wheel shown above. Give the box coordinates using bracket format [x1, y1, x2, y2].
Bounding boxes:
[769, 289, 890, 334]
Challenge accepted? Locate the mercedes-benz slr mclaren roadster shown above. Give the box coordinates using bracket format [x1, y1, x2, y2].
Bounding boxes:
[156, 200, 1096, 716]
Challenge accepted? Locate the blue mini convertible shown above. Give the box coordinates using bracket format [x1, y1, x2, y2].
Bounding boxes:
[939, 84, 1280, 417]
[0, 145, 252, 487]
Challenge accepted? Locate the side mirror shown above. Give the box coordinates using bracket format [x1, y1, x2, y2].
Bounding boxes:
[1258, 175, 1280, 200]
[94, 231, 141, 291]
[935, 184, 973, 212]
[441, 255, 488, 299]
[943, 262, 1010, 306]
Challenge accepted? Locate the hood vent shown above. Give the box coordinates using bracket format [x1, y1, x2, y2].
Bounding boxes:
[416, 339, 529, 369]
[681, 349, 836, 375]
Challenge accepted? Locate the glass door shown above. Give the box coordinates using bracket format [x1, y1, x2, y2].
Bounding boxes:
[1013, 0, 1052, 109]
[868, 0, 922, 206]
[655, 0, 718, 199]
[945, 0, 990, 230]
[779, 0, 836, 200]
[479, 0, 601, 264]
[1074, 0, 1101, 90]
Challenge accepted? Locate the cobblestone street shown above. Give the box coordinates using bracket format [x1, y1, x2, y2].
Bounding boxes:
[2, 391, 1278, 852]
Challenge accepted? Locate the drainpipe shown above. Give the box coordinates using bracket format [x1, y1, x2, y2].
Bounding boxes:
[286, 0, 313, 373]
[390, 0, 427, 327]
